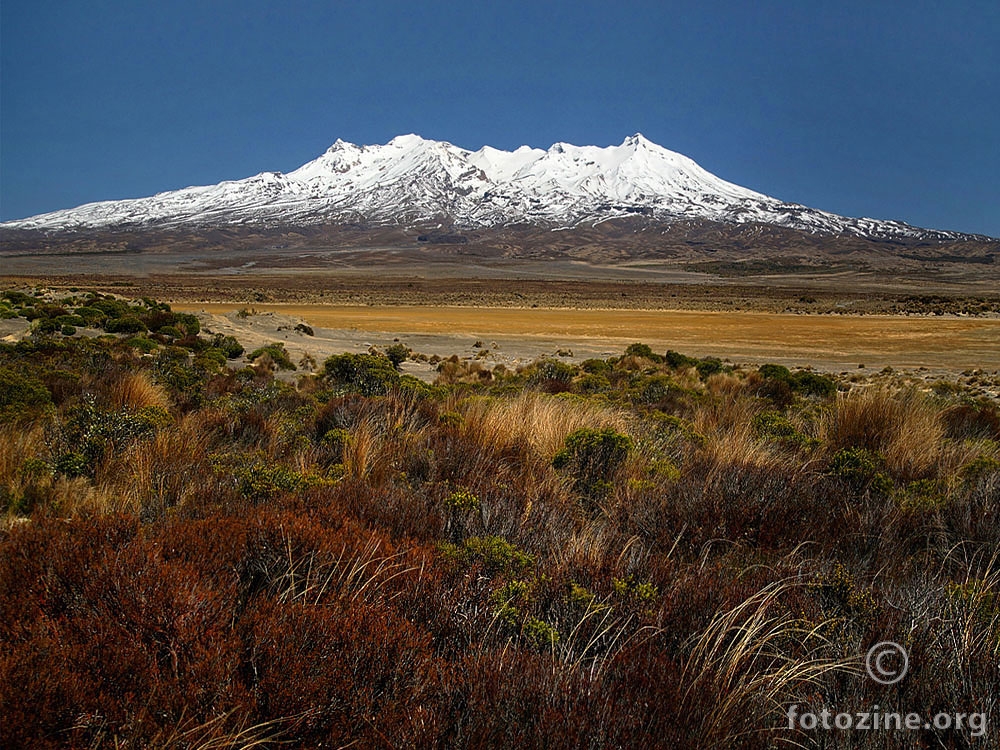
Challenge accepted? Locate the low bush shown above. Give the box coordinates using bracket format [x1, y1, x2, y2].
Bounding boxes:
[323, 352, 400, 395]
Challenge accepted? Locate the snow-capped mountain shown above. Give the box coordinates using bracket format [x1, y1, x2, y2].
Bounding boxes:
[0, 134, 975, 241]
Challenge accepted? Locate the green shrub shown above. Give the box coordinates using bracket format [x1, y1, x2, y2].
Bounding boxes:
[33, 318, 59, 335]
[665, 350, 699, 369]
[248, 343, 296, 371]
[320, 427, 352, 456]
[581, 358, 612, 375]
[758, 363, 792, 382]
[3, 290, 33, 306]
[752, 411, 816, 447]
[55, 399, 170, 476]
[211, 334, 245, 359]
[60, 325, 76, 337]
[612, 575, 660, 602]
[530, 358, 576, 385]
[153, 347, 205, 401]
[0, 366, 54, 423]
[234, 463, 309, 501]
[553, 427, 632, 499]
[73, 306, 106, 326]
[895, 479, 947, 514]
[444, 488, 480, 511]
[829, 447, 893, 496]
[521, 617, 560, 648]
[695, 357, 724, 379]
[808, 564, 878, 630]
[54, 452, 88, 478]
[791, 370, 837, 397]
[624, 343, 661, 361]
[105, 316, 147, 335]
[576, 373, 611, 394]
[90, 298, 132, 319]
[634, 374, 680, 404]
[174, 313, 201, 336]
[385, 343, 409, 369]
[441, 535, 535, 577]
[323, 353, 399, 396]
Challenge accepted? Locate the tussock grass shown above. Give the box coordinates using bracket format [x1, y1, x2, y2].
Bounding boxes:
[822, 387, 944, 480]
[98, 412, 215, 516]
[460, 390, 630, 459]
[681, 581, 862, 746]
[0, 422, 46, 489]
[107, 370, 170, 412]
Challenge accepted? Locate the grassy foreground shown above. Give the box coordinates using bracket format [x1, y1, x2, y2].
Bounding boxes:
[1, 289, 998, 748]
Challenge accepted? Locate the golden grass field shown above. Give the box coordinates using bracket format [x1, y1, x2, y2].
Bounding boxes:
[174, 303, 1000, 371]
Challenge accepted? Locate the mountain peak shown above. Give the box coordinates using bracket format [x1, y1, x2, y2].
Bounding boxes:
[623, 133, 652, 147]
[388, 133, 434, 148]
[0, 134, 978, 243]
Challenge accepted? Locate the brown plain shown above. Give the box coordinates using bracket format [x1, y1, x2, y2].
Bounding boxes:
[173, 303, 1000, 371]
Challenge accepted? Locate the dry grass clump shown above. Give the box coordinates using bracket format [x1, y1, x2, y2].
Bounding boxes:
[97, 412, 215, 517]
[106, 370, 171, 411]
[822, 386, 944, 479]
[0, 423, 46, 490]
[460, 390, 630, 459]
[680, 581, 860, 746]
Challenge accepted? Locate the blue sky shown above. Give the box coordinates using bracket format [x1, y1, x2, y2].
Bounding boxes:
[2, 0, 997, 236]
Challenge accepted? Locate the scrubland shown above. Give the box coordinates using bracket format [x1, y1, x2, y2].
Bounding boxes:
[1, 289, 999, 748]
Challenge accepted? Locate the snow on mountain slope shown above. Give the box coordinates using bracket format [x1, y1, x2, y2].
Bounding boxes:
[0, 134, 973, 241]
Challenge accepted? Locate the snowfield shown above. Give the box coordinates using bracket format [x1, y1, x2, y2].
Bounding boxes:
[0, 134, 972, 242]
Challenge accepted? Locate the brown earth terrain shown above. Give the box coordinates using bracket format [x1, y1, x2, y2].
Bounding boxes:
[3, 222, 998, 380]
[169, 303, 1000, 376]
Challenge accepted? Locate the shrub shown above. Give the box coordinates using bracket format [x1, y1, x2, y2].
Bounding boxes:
[581, 358, 612, 375]
[323, 353, 399, 396]
[3, 290, 33, 306]
[634, 374, 681, 405]
[105, 316, 147, 334]
[790, 370, 837, 397]
[444, 488, 480, 511]
[385, 343, 409, 369]
[553, 426, 632, 499]
[665, 350, 699, 369]
[624, 343, 662, 362]
[529, 358, 576, 388]
[248, 343, 296, 371]
[0, 367, 54, 423]
[441, 535, 535, 577]
[829, 447, 893, 496]
[576, 373, 611, 394]
[211, 334, 245, 359]
[758, 364, 791, 382]
[695, 357, 724, 379]
[751, 411, 816, 447]
[73, 306, 106, 326]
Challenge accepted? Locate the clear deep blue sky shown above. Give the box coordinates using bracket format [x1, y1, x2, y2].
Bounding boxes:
[2, 0, 997, 236]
